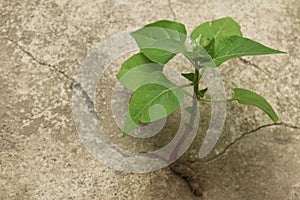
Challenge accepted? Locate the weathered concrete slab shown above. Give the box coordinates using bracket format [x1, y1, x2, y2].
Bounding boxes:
[0, 0, 299, 199]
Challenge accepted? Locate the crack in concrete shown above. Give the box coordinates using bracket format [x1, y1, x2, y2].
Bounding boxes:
[238, 57, 276, 79]
[5, 38, 299, 166]
[201, 122, 300, 162]
[167, 0, 177, 20]
[4, 38, 99, 121]
[72, 82, 97, 115]
[5, 38, 75, 82]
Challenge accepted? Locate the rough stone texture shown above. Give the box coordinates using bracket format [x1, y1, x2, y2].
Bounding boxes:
[0, 0, 299, 199]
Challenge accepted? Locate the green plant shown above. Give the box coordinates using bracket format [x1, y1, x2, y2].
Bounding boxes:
[117, 17, 285, 136]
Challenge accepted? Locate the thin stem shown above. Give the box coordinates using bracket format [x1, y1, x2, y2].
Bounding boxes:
[198, 97, 237, 103]
[169, 88, 198, 162]
[169, 67, 201, 162]
[169, 66, 207, 161]
[193, 68, 199, 99]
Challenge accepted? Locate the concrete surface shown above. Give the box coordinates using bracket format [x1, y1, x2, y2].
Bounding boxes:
[0, 0, 300, 199]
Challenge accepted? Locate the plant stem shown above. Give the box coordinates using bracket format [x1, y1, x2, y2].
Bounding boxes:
[193, 68, 200, 99]
[198, 97, 237, 103]
[169, 68, 201, 162]
[169, 91, 198, 162]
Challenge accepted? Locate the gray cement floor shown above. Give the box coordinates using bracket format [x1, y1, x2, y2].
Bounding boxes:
[0, 0, 300, 199]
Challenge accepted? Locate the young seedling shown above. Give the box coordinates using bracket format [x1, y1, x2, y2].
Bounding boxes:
[117, 17, 285, 141]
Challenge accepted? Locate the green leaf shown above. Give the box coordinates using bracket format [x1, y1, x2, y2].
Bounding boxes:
[213, 36, 286, 66]
[117, 53, 163, 90]
[191, 17, 242, 48]
[181, 73, 195, 82]
[123, 83, 184, 135]
[187, 17, 241, 68]
[204, 38, 216, 57]
[130, 20, 187, 64]
[198, 88, 208, 97]
[233, 88, 278, 122]
[190, 17, 285, 67]
[183, 48, 216, 68]
[117, 52, 160, 79]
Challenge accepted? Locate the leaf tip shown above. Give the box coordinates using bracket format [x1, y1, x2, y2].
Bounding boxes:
[271, 113, 279, 123]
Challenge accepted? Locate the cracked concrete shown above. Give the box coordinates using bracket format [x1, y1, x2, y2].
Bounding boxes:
[238, 58, 275, 79]
[201, 123, 300, 163]
[5, 38, 74, 82]
[0, 0, 299, 200]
